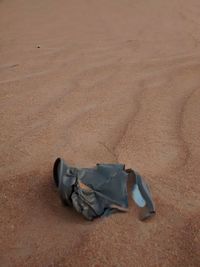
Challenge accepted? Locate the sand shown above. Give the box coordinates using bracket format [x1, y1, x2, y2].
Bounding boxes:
[0, 0, 200, 266]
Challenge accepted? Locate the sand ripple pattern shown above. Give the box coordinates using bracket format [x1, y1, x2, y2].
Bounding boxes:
[0, 1, 200, 266]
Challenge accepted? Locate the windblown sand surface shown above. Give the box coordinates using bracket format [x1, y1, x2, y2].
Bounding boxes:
[0, 0, 200, 266]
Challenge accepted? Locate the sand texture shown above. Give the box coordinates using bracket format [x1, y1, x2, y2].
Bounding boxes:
[0, 0, 200, 266]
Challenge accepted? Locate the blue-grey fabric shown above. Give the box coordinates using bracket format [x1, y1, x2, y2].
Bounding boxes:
[53, 158, 155, 221]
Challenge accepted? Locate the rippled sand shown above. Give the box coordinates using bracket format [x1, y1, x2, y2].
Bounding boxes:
[0, 0, 200, 266]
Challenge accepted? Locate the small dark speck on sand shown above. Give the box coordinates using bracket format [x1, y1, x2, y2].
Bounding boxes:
[11, 64, 19, 68]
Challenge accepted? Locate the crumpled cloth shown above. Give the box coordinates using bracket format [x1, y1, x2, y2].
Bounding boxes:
[53, 158, 155, 221]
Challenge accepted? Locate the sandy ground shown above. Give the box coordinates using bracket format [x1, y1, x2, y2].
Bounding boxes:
[0, 0, 200, 266]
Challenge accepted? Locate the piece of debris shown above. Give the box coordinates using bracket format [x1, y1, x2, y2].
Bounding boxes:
[53, 158, 156, 221]
[11, 64, 19, 68]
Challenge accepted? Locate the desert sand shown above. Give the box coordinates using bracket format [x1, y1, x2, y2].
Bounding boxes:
[0, 0, 200, 266]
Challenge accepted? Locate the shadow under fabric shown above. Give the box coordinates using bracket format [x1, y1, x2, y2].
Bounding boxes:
[53, 158, 156, 221]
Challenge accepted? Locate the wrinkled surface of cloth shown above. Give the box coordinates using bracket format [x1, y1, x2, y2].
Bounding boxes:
[53, 158, 155, 220]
